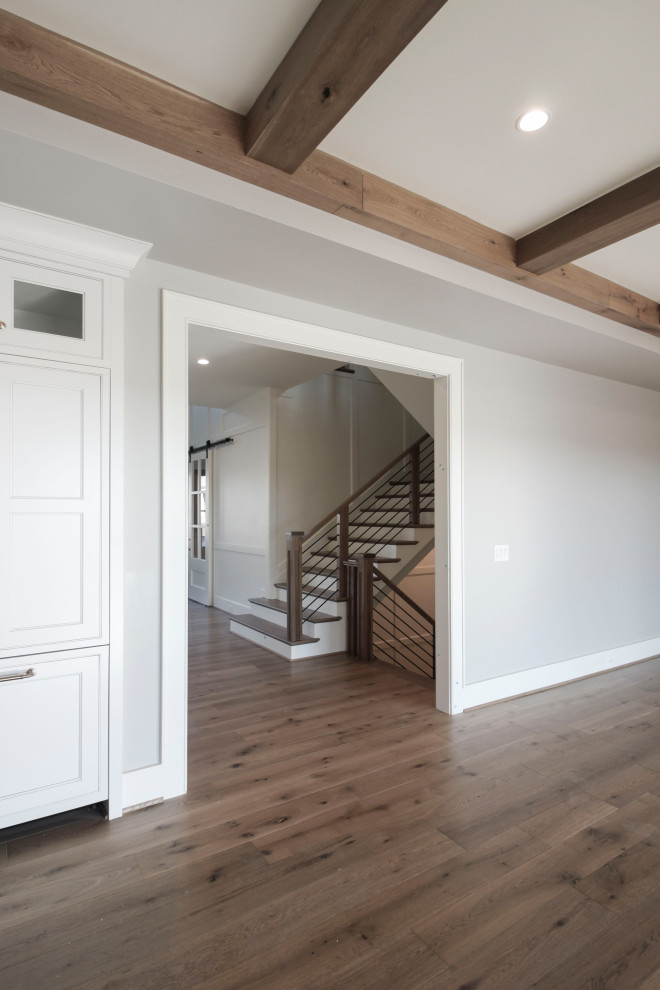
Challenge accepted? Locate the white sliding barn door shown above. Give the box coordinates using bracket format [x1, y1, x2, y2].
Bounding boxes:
[0, 359, 105, 657]
[188, 453, 212, 605]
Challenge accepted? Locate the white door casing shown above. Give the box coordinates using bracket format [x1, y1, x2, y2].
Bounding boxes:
[160, 291, 465, 804]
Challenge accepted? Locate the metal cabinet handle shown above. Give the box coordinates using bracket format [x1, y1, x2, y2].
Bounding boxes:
[0, 667, 36, 683]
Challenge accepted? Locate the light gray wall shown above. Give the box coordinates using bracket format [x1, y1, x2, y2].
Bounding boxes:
[372, 369, 434, 437]
[123, 256, 660, 770]
[462, 345, 660, 683]
[275, 367, 418, 574]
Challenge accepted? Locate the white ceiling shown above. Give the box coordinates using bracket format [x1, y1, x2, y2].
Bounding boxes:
[4, 0, 659, 301]
[0, 0, 320, 113]
[188, 326, 339, 408]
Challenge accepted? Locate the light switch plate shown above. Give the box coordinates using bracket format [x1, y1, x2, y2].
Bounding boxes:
[494, 544, 509, 562]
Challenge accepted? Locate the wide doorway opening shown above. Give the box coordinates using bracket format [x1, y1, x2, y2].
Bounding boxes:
[162, 293, 464, 800]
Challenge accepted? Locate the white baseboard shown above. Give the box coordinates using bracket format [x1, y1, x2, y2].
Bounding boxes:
[122, 764, 165, 812]
[213, 595, 250, 615]
[462, 637, 660, 710]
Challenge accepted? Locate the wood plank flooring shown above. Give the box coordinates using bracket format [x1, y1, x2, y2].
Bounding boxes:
[3, 604, 660, 988]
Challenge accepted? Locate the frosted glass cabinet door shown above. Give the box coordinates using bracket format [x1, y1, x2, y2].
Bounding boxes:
[0, 259, 104, 362]
[0, 359, 106, 656]
[0, 649, 108, 828]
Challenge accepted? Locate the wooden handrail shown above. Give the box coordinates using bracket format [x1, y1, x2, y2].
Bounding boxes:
[303, 433, 430, 541]
[373, 566, 435, 625]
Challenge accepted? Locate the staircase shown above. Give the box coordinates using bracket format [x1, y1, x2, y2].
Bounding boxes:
[230, 434, 435, 660]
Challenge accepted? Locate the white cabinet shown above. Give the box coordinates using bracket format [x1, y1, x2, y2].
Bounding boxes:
[0, 359, 107, 658]
[0, 203, 151, 829]
[0, 649, 108, 828]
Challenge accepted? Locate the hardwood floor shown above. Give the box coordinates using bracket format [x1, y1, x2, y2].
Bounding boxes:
[3, 605, 660, 988]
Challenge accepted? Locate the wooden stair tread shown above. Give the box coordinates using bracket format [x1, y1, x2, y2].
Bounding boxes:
[389, 478, 434, 485]
[314, 537, 420, 547]
[373, 496, 434, 507]
[230, 612, 319, 645]
[352, 522, 434, 529]
[248, 598, 340, 623]
[309, 552, 401, 564]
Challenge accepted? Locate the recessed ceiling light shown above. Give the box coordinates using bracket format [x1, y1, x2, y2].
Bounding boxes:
[516, 108, 550, 132]
[197, 358, 210, 365]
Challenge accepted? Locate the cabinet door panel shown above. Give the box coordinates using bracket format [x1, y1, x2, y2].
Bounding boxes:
[10, 513, 83, 629]
[0, 360, 105, 655]
[0, 650, 108, 828]
[11, 380, 84, 497]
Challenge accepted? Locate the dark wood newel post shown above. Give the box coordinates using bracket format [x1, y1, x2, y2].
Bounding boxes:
[337, 505, 349, 601]
[356, 552, 376, 663]
[286, 531, 304, 642]
[409, 441, 421, 526]
[345, 559, 357, 657]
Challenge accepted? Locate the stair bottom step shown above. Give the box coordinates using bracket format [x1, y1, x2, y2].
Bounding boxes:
[230, 613, 319, 645]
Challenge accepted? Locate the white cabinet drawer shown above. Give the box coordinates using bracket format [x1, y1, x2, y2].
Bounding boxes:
[0, 648, 108, 829]
[0, 259, 104, 364]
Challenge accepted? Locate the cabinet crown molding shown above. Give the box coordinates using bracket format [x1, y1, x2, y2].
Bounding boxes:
[0, 201, 152, 278]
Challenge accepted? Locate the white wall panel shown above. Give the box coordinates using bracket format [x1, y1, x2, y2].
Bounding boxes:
[216, 426, 268, 549]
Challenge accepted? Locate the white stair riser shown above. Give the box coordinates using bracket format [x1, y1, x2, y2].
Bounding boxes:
[230, 616, 346, 661]
[347, 542, 399, 558]
[304, 571, 338, 592]
[276, 587, 347, 617]
[372, 529, 435, 575]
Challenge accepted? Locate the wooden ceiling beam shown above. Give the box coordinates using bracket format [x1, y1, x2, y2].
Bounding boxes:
[0, 10, 363, 215]
[245, 0, 449, 173]
[517, 166, 660, 274]
[0, 10, 658, 337]
[339, 174, 660, 335]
